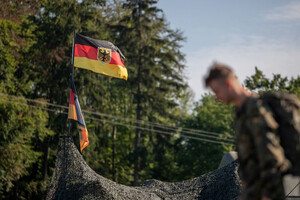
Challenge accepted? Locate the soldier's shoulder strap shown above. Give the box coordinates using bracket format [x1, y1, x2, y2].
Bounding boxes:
[260, 91, 300, 109]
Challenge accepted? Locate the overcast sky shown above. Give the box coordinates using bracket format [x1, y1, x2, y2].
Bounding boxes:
[157, 0, 300, 101]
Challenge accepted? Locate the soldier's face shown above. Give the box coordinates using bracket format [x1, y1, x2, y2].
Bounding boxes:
[208, 79, 232, 104]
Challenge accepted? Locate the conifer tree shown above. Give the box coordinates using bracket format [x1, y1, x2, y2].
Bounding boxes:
[114, 0, 188, 185]
[0, 5, 54, 198]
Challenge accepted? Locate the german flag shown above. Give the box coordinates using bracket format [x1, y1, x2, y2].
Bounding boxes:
[68, 76, 89, 152]
[74, 33, 127, 80]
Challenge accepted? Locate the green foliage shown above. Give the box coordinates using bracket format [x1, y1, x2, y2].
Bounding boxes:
[245, 67, 300, 98]
[6, 0, 300, 199]
[0, 19, 19, 94]
[177, 95, 235, 179]
[110, 0, 188, 185]
[0, 3, 56, 199]
[0, 97, 54, 199]
[1, 1, 237, 197]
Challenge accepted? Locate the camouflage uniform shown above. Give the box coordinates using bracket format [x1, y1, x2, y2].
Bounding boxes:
[235, 96, 291, 200]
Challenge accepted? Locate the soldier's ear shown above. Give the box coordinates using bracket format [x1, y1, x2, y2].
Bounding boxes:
[225, 79, 235, 91]
[225, 79, 231, 88]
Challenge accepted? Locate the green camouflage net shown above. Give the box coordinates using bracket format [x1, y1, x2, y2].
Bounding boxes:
[46, 137, 241, 200]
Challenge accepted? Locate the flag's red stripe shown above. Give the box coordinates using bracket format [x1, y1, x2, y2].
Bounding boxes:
[111, 52, 125, 68]
[74, 44, 125, 68]
[75, 44, 97, 59]
[69, 89, 75, 105]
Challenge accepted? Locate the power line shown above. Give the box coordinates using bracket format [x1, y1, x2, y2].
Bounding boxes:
[24, 93, 233, 140]
[0, 93, 235, 139]
[0, 98, 234, 146]
[0, 93, 235, 145]
[0, 93, 234, 138]
[85, 115, 235, 146]
[0, 93, 235, 144]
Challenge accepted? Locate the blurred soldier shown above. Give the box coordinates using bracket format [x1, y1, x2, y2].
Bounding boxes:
[204, 62, 292, 200]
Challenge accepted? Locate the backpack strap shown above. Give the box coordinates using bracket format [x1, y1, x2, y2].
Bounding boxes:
[261, 91, 300, 109]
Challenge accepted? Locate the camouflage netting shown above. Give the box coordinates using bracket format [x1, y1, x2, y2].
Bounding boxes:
[46, 136, 241, 200]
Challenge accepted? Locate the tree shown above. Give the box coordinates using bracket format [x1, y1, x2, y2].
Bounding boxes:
[26, 0, 110, 184]
[177, 95, 235, 180]
[245, 67, 300, 97]
[112, 0, 188, 185]
[0, 15, 54, 199]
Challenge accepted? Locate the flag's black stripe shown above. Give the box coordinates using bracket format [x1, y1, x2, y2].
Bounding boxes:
[75, 33, 125, 60]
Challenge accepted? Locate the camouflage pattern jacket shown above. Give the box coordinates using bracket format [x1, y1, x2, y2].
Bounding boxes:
[235, 96, 291, 200]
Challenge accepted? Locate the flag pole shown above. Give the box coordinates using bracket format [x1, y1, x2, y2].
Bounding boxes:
[68, 29, 76, 137]
[71, 29, 76, 77]
[59, 30, 77, 199]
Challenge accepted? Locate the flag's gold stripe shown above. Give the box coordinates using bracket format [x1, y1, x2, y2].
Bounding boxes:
[68, 104, 77, 120]
[74, 57, 128, 80]
[79, 126, 89, 152]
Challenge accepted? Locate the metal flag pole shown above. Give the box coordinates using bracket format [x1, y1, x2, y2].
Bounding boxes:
[68, 29, 76, 137]
[71, 30, 76, 79]
[59, 29, 76, 199]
